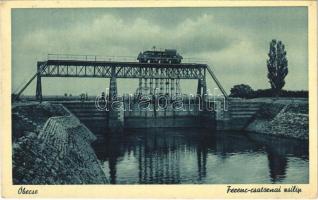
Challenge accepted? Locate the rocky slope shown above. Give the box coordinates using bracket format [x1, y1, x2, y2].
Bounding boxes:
[12, 102, 108, 184]
[246, 102, 308, 140]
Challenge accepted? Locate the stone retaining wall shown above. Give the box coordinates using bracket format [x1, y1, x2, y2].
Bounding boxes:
[12, 103, 108, 184]
[246, 102, 308, 140]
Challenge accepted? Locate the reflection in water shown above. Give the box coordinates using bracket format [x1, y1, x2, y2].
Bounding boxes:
[136, 130, 182, 183]
[197, 136, 208, 181]
[246, 133, 308, 183]
[267, 152, 288, 183]
[93, 129, 308, 184]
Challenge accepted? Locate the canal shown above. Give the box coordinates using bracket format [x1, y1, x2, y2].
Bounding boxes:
[93, 128, 308, 184]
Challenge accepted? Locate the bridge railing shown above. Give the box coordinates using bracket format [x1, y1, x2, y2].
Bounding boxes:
[47, 54, 136, 62]
[47, 54, 208, 63]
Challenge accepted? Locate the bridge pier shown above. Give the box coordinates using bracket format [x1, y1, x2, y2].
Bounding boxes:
[109, 66, 117, 99]
[196, 79, 207, 98]
[35, 63, 42, 101]
[108, 66, 123, 133]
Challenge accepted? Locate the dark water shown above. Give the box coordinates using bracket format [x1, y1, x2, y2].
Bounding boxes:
[93, 129, 308, 184]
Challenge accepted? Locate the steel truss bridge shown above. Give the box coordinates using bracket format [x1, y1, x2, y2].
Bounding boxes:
[15, 58, 228, 101]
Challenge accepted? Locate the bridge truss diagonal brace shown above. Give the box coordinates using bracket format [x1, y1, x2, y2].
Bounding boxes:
[206, 65, 228, 98]
[15, 62, 48, 100]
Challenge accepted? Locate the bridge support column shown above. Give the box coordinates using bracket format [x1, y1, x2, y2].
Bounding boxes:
[109, 67, 117, 100]
[35, 64, 42, 102]
[170, 79, 175, 97]
[155, 78, 159, 92]
[160, 79, 164, 94]
[198, 71, 214, 129]
[197, 68, 207, 103]
[197, 79, 202, 96]
[138, 78, 142, 96]
[150, 78, 153, 95]
[203, 68, 207, 97]
[202, 78, 207, 98]
[144, 78, 148, 95]
[108, 66, 123, 133]
[176, 79, 181, 96]
[216, 99, 231, 130]
[197, 78, 207, 97]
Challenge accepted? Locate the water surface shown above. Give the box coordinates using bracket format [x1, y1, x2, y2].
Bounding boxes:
[93, 129, 308, 184]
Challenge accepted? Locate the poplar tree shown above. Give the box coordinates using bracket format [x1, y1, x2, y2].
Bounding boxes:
[267, 39, 288, 96]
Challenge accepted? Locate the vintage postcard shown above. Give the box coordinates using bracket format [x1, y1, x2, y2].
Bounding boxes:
[1, 0, 317, 198]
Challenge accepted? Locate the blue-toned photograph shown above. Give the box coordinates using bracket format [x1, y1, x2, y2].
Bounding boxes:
[11, 7, 308, 185]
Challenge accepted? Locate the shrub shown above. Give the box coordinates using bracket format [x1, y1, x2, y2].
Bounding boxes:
[229, 85, 308, 98]
[229, 84, 254, 98]
[252, 89, 308, 98]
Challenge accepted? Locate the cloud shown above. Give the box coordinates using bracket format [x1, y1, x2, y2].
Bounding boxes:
[21, 13, 238, 57]
[12, 8, 308, 95]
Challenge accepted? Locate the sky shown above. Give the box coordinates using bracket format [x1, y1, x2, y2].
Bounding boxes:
[12, 7, 308, 96]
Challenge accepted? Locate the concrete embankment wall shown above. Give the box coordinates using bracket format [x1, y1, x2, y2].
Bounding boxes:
[12, 103, 108, 184]
[61, 101, 108, 136]
[124, 107, 215, 129]
[58, 99, 308, 141]
[216, 100, 261, 130]
[61, 101, 215, 129]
